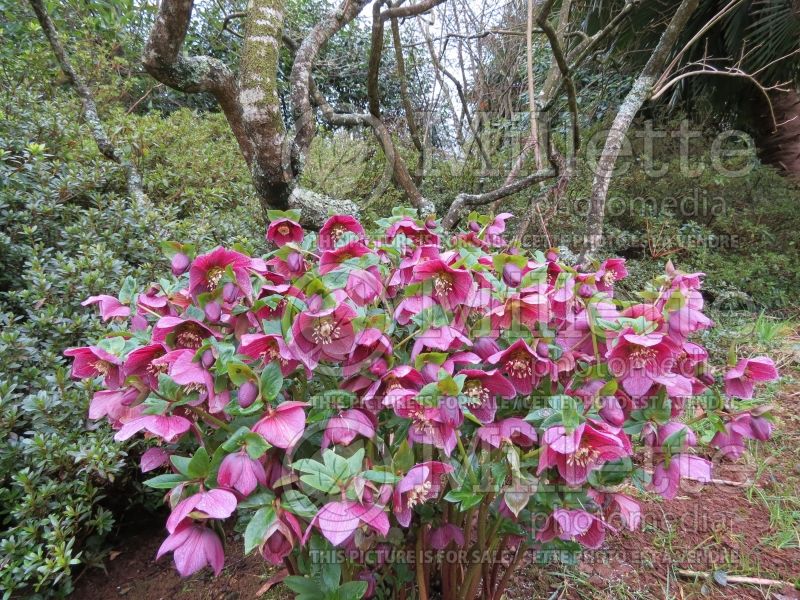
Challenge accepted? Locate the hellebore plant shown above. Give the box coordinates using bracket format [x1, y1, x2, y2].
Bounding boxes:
[70, 209, 778, 600]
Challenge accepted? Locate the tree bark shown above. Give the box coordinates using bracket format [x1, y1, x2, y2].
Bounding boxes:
[28, 0, 148, 208]
[581, 0, 699, 260]
[756, 87, 800, 179]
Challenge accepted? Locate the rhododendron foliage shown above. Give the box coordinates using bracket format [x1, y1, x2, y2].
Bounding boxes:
[69, 209, 778, 600]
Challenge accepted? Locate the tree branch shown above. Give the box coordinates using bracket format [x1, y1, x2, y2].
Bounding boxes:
[28, 0, 147, 207]
[581, 0, 700, 260]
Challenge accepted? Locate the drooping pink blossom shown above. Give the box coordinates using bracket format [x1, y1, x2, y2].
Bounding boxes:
[412, 259, 473, 308]
[395, 398, 458, 456]
[140, 447, 170, 473]
[307, 500, 390, 546]
[82, 295, 130, 321]
[238, 333, 303, 377]
[261, 509, 303, 564]
[189, 247, 253, 300]
[537, 509, 607, 549]
[488, 338, 554, 395]
[322, 408, 376, 447]
[114, 414, 192, 443]
[218, 451, 267, 496]
[89, 387, 140, 426]
[724, 357, 778, 399]
[537, 420, 631, 485]
[343, 328, 393, 378]
[157, 519, 224, 577]
[252, 401, 309, 449]
[319, 215, 365, 250]
[428, 524, 464, 549]
[267, 217, 304, 246]
[152, 316, 218, 350]
[477, 418, 538, 448]
[458, 369, 516, 423]
[393, 462, 453, 527]
[319, 240, 371, 275]
[651, 454, 712, 499]
[166, 489, 238, 533]
[292, 302, 357, 365]
[64, 345, 123, 388]
[606, 329, 679, 397]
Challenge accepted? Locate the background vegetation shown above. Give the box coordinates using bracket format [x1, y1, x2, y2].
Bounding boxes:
[0, 0, 798, 597]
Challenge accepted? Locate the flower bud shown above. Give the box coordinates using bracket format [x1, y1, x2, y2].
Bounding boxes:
[473, 337, 500, 360]
[468, 220, 481, 233]
[238, 380, 258, 408]
[286, 251, 303, 273]
[599, 396, 625, 426]
[578, 284, 593, 298]
[201, 349, 215, 369]
[222, 282, 237, 303]
[536, 341, 550, 359]
[502, 263, 522, 287]
[171, 252, 190, 276]
[204, 301, 221, 322]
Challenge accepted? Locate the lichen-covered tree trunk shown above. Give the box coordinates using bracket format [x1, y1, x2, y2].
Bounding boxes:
[581, 0, 699, 260]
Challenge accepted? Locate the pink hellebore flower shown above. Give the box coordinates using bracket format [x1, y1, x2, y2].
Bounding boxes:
[152, 316, 218, 351]
[651, 454, 712, 500]
[318, 215, 365, 250]
[606, 329, 679, 397]
[395, 398, 459, 456]
[307, 500, 389, 546]
[322, 408, 376, 447]
[64, 345, 123, 388]
[595, 258, 628, 294]
[488, 338, 554, 395]
[238, 333, 302, 377]
[343, 328, 392, 378]
[393, 462, 454, 527]
[267, 217, 304, 246]
[386, 217, 439, 246]
[318, 240, 371, 275]
[188, 247, 253, 300]
[89, 387, 140, 426]
[166, 488, 238, 533]
[218, 451, 268, 496]
[115, 414, 192, 443]
[292, 303, 357, 365]
[428, 524, 464, 550]
[412, 259, 473, 308]
[488, 290, 549, 332]
[710, 412, 773, 459]
[140, 447, 170, 473]
[362, 365, 424, 412]
[123, 343, 167, 388]
[724, 357, 778, 399]
[252, 401, 309, 449]
[261, 509, 303, 564]
[157, 520, 224, 577]
[477, 418, 538, 448]
[537, 420, 631, 485]
[82, 295, 130, 321]
[537, 509, 606, 549]
[411, 325, 472, 359]
[347, 268, 383, 306]
[393, 295, 436, 325]
[459, 369, 516, 423]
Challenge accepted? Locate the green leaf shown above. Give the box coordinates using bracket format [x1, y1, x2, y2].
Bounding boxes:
[444, 488, 483, 510]
[393, 441, 414, 473]
[170, 455, 192, 476]
[281, 490, 318, 518]
[336, 581, 368, 600]
[362, 469, 401, 484]
[187, 447, 210, 478]
[118, 276, 137, 305]
[244, 506, 277, 554]
[143, 474, 186, 489]
[244, 432, 271, 459]
[228, 361, 256, 386]
[260, 361, 283, 400]
[284, 576, 324, 597]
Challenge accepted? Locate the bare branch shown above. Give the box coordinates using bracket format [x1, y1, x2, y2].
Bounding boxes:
[290, 0, 372, 167]
[28, 0, 147, 207]
[441, 169, 556, 230]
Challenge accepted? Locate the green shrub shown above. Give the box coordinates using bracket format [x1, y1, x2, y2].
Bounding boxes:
[0, 90, 265, 597]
